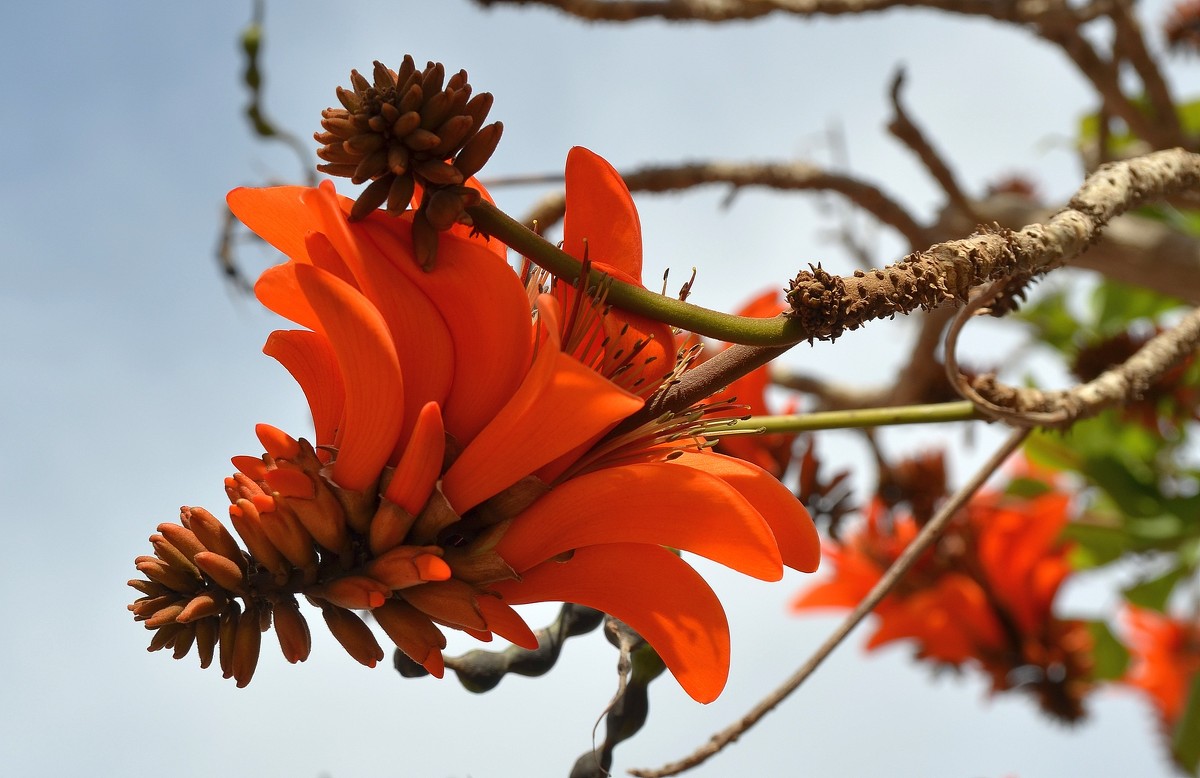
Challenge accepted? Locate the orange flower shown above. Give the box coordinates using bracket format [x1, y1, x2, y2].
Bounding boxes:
[792, 475, 1093, 720]
[1122, 605, 1200, 729]
[129, 147, 819, 704]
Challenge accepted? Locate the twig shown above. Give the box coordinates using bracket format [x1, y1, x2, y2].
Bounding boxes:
[1109, 0, 1184, 148]
[726, 400, 983, 433]
[887, 70, 979, 224]
[945, 285, 1200, 428]
[630, 149, 1200, 423]
[517, 159, 927, 249]
[630, 425, 1030, 777]
[474, 0, 1114, 25]
[1040, 26, 1168, 150]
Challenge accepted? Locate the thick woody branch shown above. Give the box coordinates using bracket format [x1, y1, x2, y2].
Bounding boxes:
[519, 160, 928, 249]
[643, 148, 1200, 420]
[475, 0, 1113, 25]
[946, 287, 1200, 427]
[938, 194, 1200, 304]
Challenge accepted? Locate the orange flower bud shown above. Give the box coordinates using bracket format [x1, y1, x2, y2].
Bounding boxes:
[273, 599, 312, 664]
[321, 606, 384, 668]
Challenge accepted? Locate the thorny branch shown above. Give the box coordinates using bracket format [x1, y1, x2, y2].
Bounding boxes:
[629, 426, 1032, 777]
[639, 148, 1200, 423]
[946, 282, 1200, 427]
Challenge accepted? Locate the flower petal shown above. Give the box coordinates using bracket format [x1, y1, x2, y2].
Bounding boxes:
[669, 451, 821, 573]
[493, 543, 730, 703]
[494, 462, 782, 580]
[384, 401, 446, 516]
[292, 263, 405, 490]
[262, 330, 345, 449]
[476, 595, 539, 650]
[303, 185, 455, 447]
[563, 147, 642, 279]
[790, 549, 878, 611]
[356, 215, 533, 443]
[442, 302, 643, 514]
[226, 186, 318, 265]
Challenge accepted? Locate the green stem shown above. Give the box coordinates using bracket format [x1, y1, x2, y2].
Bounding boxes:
[467, 201, 807, 346]
[727, 401, 984, 433]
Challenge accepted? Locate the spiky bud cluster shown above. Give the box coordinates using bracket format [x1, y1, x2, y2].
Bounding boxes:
[129, 506, 288, 687]
[129, 425, 527, 687]
[315, 57, 503, 265]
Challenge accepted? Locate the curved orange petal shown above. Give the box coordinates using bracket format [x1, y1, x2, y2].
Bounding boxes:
[475, 595, 539, 650]
[493, 543, 730, 703]
[442, 301, 643, 514]
[292, 263, 405, 491]
[734, 288, 788, 319]
[494, 462, 782, 580]
[226, 186, 318, 265]
[563, 147, 642, 278]
[303, 185, 455, 448]
[669, 451, 821, 573]
[262, 330, 345, 449]
[384, 401, 445, 516]
[374, 599, 448, 679]
[357, 216, 533, 443]
[790, 550, 880, 611]
[255, 263, 318, 331]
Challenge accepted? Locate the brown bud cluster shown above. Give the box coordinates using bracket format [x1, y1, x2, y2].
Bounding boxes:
[315, 57, 503, 266]
[129, 426, 533, 687]
[1165, 0, 1200, 53]
[129, 506, 283, 687]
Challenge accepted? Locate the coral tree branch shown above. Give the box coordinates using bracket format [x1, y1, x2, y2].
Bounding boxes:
[643, 149, 1200, 421]
[517, 160, 928, 250]
[946, 284, 1200, 427]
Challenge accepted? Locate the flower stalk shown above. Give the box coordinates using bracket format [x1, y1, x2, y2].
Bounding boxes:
[727, 401, 984, 433]
[466, 200, 808, 346]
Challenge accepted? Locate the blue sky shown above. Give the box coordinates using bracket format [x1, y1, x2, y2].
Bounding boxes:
[1, 1, 1193, 775]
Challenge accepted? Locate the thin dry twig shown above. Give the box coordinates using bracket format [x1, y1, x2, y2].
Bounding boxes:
[474, 0, 1114, 24]
[887, 69, 979, 224]
[1109, 0, 1184, 148]
[519, 160, 928, 249]
[630, 425, 1030, 777]
[1040, 26, 1170, 150]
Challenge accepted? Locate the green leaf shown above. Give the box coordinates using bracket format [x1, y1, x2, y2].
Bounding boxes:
[1015, 290, 1080, 354]
[1092, 279, 1186, 336]
[1176, 98, 1200, 136]
[1126, 514, 1187, 543]
[1005, 476, 1055, 499]
[1025, 429, 1084, 473]
[1137, 204, 1200, 238]
[1122, 563, 1187, 611]
[1085, 620, 1130, 681]
[1172, 673, 1200, 774]
[1064, 522, 1132, 568]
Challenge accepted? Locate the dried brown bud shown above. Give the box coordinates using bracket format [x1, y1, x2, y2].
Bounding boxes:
[315, 56, 502, 265]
